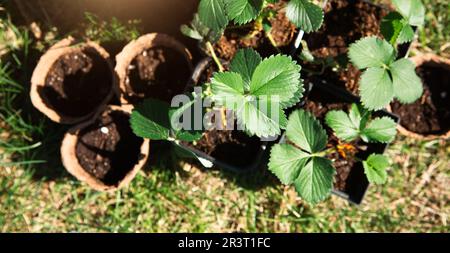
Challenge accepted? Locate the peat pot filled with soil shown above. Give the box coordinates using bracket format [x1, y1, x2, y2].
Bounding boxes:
[181, 58, 268, 173]
[301, 79, 398, 204]
[31, 37, 117, 124]
[115, 33, 193, 104]
[389, 54, 450, 140]
[61, 106, 150, 191]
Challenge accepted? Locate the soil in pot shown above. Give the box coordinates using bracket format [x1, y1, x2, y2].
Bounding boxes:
[390, 64, 450, 135]
[302, 64, 362, 96]
[306, 0, 388, 59]
[214, 1, 296, 60]
[184, 130, 262, 168]
[39, 48, 113, 118]
[76, 110, 144, 186]
[125, 46, 191, 104]
[303, 85, 365, 191]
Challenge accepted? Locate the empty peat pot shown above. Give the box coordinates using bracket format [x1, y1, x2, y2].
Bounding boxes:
[115, 33, 193, 104]
[388, 54, 450, 140]
[31, 37, 117, 124]
[61, 105, 150, 191]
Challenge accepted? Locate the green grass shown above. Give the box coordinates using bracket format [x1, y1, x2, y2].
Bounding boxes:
[0, 1, 449, 232]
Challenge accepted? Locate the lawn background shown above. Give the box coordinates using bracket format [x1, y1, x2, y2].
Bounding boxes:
[0, 0, 448, 232]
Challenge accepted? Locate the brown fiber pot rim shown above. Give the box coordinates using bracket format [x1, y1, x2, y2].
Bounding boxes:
[115, 33, 193, 104]
[60, 105, 150, 192]
[30, 37, 119, 125]
[387, 53, 450, 141]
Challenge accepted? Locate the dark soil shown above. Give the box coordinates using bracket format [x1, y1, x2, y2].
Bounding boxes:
[304, 85, 362, 191]
[198, 61, 219, 85]
[186, 129, 262, 168]
[40, 48, 112, 117]
[306, 0, 388, 59]
[76, 111, 145, 186]
[214, 2, 296, 60]
[391, 64, 450, 135]
[302, 64, 362, 96]
[125, 46, 191, 103]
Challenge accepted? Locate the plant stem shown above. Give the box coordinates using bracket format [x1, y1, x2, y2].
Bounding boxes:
[266, 32, 281, 52]
[316, 147, 337, 157]
[206, 41, 224, 72]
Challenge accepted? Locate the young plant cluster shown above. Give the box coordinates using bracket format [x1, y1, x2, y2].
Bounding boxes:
[131, 0, 427, 205]
[181, 0, 324, 68]
[380, 0, 425, 45]
[193, 0, 324, 34]
[347, 0, 425, 110]
[269, 105, 396, 204]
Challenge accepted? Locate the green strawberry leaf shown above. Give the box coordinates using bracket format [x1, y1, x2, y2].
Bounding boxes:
[170, 99, 204, 142]
[225, 0, 264, 25]
[392, 0, 425, 27]
[325, 110, 359, 142]
[198, 0, 229, 32]
[363, 154, 390, 184]
[359, 67, 394, 110]
[130, 98, 203, 142]
[211, 72, 246, 109]
[286, 110, 327, 154]
[250, 54, 302, 109]
[348, 37, 396, 69]
[380, 12, 406, 44]
[286, 0, 324, 33]
[130, 99, 171, 140]
[230, 48, 262, 89]
[130, 99, 170, 140]
[181, 14, 223, 43]
[397, 23, 415, 44]
[294, 157, 335, 204]
[268, 144, 311, 184]
[361, 117, 397, 143]
[268, 110, 336, 205]
[211, 49, 303, 138]
[237, 97, 288, 137]
[349, 103, 370, 130]
[180, 25, 204, 41]
[390, 58, 423, 104]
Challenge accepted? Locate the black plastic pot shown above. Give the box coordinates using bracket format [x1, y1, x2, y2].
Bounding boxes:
[298, 78, 399, 205]
[179, 57, 272, 174]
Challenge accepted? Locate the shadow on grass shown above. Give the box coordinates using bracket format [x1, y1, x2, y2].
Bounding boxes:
[0, 30, 73, 181]
[28, 122, 72, 181]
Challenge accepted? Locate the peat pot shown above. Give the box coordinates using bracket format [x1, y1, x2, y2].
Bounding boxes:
[31, 37, 117, 124]
[115, 33, 193, 105]
[388, 54, 450, 140]
[61, 105, 150, 191]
